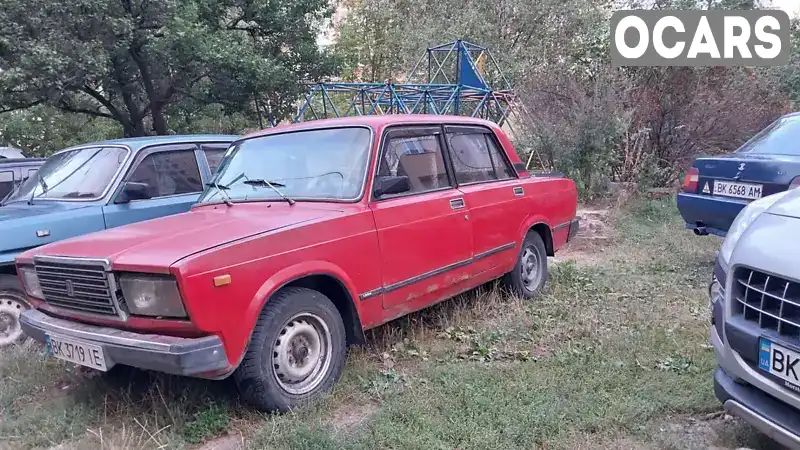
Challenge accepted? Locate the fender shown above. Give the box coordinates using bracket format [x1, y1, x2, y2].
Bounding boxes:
[220, 261, 362, 373]
[518, 213, 552, 243]
[241, 260, 362, 344]
[516, 213, 557, 259]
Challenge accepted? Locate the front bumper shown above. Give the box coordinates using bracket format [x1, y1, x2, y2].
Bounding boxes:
[715, 368, 800, 449]
[20, 309, 229, 377]
[711, 253, 800, 449]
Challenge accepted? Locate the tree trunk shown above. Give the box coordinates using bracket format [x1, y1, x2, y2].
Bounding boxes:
[129, 46, 173, 135]
[151, 105, 169, 135]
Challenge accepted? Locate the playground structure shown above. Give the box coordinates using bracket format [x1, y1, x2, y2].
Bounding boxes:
[293, 40, 538, 166]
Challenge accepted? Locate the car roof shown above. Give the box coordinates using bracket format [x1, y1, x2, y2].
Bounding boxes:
[61, 134, 239, 152]
[241, 115, 501, 140]
[0, 147, 25, 158]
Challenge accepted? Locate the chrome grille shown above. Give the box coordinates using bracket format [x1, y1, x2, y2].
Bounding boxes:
[34, 259, 118, 316]
[732, 267, 800, 339]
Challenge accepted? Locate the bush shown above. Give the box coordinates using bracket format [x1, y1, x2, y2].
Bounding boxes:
[519, 63, 788, 199]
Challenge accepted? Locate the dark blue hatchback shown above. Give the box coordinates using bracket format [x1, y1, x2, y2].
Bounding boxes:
[678, 112, 800, 237]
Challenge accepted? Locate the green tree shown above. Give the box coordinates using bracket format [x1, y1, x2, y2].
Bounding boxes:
[0, 106, 121, 156]
[335, 0, 609, 84]
[0, 0, 337, 137]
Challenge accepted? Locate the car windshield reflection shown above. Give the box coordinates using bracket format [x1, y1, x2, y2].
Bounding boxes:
[2, 146, 129, 204]
[199, 127, 371, 205]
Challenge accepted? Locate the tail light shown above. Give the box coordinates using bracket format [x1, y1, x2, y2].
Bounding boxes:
[790, 176, 800, 190]
[683, 167, 699, 193]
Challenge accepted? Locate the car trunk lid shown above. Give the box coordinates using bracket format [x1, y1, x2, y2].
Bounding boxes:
[692, 153, 800, 199]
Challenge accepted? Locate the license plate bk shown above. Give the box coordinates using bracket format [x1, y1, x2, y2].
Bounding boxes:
[46, 334, 108, 371]
[713, 180, 762, 200]
[759, 338, 800, 392]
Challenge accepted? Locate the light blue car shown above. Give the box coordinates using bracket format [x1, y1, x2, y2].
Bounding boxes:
[0, 135, 237, 346]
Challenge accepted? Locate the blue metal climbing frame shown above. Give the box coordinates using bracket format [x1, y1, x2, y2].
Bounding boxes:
[293, 40, 527, 138]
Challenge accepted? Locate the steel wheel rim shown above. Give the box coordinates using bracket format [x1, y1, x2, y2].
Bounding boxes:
[0, 295, 27, 346]
[520, 247, 542, 292]
[271, 313, 332, 395]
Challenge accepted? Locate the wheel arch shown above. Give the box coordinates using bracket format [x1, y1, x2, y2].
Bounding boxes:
[0, 264, 17, 277]
[519, 216, 554, 257]
[529, 222, 554, 257]
[247, 262, 365, 348]
[281, 274, 365, 346]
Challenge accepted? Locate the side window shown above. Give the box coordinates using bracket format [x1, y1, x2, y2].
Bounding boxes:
[448, 132, 514, 184]
[128, 150, 203, 199]
[486, 135, 515, 179]
[0, 170, 15, 199]
[202, 146, 228, 174]
[378, 133, 449, 194]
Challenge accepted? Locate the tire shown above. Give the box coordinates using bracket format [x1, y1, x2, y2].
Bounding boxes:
[502, 232, 548, 299]
[234, 287, 347, 412]
[0, 273, 30, 347]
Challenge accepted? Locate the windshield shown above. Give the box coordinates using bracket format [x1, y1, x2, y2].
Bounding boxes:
[736, 115, 800, 156]
[3, 146, 128, 204]
[198, 127, 371, 204]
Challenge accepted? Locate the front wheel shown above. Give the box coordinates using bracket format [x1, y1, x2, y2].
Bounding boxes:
[502, 232, 548, 299]
[0, 274, 30, 347]
[234, 287, 347, 412]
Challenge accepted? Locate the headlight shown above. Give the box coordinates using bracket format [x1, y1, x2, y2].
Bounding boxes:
[18, 266, 43, 299]
[118, 274, 187, 318]
[720, 192, 789, 264]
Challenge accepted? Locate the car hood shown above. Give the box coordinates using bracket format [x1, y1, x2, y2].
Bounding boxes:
[0, 200, 90, 220]
[26, 203, 341, 272]
[0, 201, 104, 265]
[766, 188, 800, 219]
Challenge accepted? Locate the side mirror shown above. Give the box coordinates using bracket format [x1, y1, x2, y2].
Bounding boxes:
[116, 181, 152, 204]
[373, 175, 410, 198]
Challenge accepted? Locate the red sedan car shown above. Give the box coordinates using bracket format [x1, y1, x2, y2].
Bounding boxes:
[16, 115, 578, 411]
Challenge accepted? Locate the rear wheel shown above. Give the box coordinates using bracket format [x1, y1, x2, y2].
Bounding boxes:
[0, 274, 29, 347]
[234, 287, 346, 412]
[502, 232, 548, 299]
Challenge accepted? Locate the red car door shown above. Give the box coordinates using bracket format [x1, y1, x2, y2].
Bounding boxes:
[369, 126, 474, 310]
[445, 125, 526, 274]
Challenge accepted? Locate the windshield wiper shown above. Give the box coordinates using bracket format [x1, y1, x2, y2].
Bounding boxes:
[28, 175, 48, 206]
[203, 181, 234, 207]
[243, 179, 295, 206]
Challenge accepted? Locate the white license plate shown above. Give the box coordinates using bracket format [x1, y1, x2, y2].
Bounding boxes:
[713, 180, 762, 200]
[759, 338, 800, 390]
[47, 334, 108, 371]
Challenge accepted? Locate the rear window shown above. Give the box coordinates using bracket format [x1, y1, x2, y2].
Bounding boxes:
[737, 115, 800, 155]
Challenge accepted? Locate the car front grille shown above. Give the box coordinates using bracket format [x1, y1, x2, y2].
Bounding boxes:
[732, 267, 800, 339]
[34, 259, 119, 316]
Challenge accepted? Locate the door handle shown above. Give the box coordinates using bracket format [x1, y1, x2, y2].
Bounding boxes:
[450, 198, 465, 210]
[513, 186, 524, 196]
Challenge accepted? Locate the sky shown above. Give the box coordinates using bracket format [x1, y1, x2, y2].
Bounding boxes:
[770, 0, 800, 17]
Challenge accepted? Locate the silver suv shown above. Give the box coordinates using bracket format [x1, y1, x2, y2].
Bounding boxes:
[712, 189, 800, 448]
